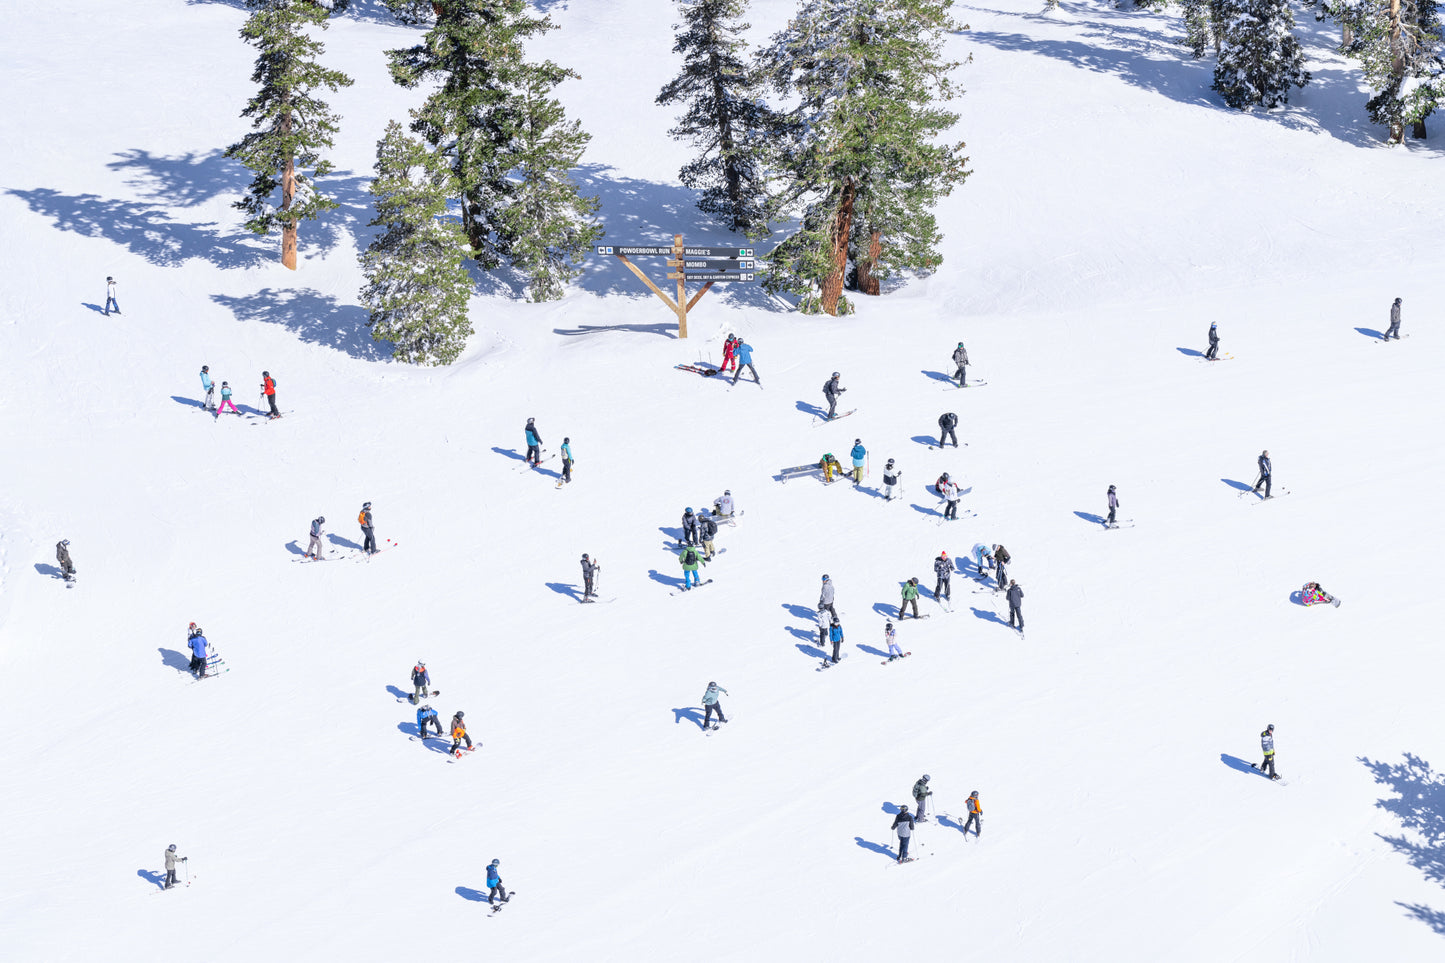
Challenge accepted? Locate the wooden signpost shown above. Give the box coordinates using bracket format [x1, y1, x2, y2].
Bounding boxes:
[594, 234, 756, 338]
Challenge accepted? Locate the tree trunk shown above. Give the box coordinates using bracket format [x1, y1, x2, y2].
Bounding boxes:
[1342, 24, 1352, 47]
[1412, 117, 1427, 138]
[818, 182, 856, 316]
[281, 108, 297, 270]
[1388, 0, 1405, 145]
[709, 49, 744, 233]
[855, 228, 881, 296]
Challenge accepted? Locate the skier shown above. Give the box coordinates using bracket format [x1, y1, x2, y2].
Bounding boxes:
[680, 507, 699, 547]
[55, 539, 75, 580]
[933, 551, 953, 602]
[416, 704, 443, 739]
[819, 452, 842, 483]
[701, 681, 728, 729]
[1301, 582, 1338, 607]
[217, 381, 240, 415]
[819, 574, 838, 622]
[1252, 450, 1273, 499]
[698, 510, 719, 561]
[993, 544, 1011, 590]
[912, 774, 933, 821]
[449, 711, 473, 754]
[163, 844, 184, 889]
[524, 418, 543, 466]
[1385, 297, 1402, 340]
[559, 437, 574, 485]
[1258, 723, 1279, 779]
[1006, 580, 1024, 632]
[721, 333, 739, 373]
[104, 276, 120, 316]
[486, 859, 509, 905]
[850, 438, 867, 486]
[714, 489, 736, 519]
[934, 471, 951, 496]
[892, 805, 916, 862]
[678, 542, 707, 590]
[580, 553, 599, 600]
[730, 339, 759, 386]
[306, 516, 325, 559]
[410, 661, 431, 702]
[359, 502, 377, 554]
[199, 365, 215, 411]
[962, 790, 982, 837]
[972, 542, 993, 580]
[940, 477, 962, 520]
[188, 626, 210, 678]
[822, 372, 846, 420]
[1106, 485, 1119, 527]
[881, 459, 902, 501]
[951, 342, 969, 386]
[884, 621, 905, 661]
[261, 371, 279, 418]
[898, 577, 921, 620]
[937, 411, 959, 448]
[827, 615, 845, 664]
[1204, 322, 1220, 361]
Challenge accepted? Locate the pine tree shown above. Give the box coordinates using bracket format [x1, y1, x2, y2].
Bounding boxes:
[656, 0, 779, 234]
[359, 123, 476, 365]
[225, 0, 353, 270]
[1212, 0, 1311, 108]
[1326, 0, 1445, 141]
[756, 0, 969, 315]
[1181, 0, 1224, 58]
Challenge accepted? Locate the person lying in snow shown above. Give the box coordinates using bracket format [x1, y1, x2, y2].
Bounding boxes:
[1301, 582, 1338, 607]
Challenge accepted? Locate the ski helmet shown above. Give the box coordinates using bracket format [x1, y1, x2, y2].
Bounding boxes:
[168, 844, 177, 852]
[527, 417, 534, 424]
[1394, 297, 1402, 305]
[957, 342, 963, 348]
[61, 539, 70, 547]
[201, 365, 209, 372]
[832, 371, 840, 378]
[107, 276, 114, 282]
[708, 681, 716, 688]
[417, 660, 425, 667]
[263, 371, 270, 378]
[922, 774, 930, 782]
[1108, 485, 1115, 492]
[900, 804, 909, 811]
[563, 437, 570, 444]
[1266, 723, 1274, 731]
[831, 615, 839, 625]
[970, 790, 978, 797]
[685, 507, 693, 514]
[582, 553, 589, 560]
[886, 459, 894, 467]
[318, 516, 325, 524]
[724, 489, 731, 495]
[854, 438, 861, 445]
[222, 381, 229, 386]
[822, 574, 830, 581]
[885, 621, 893, 630]
[941, 472, 950, 480]
[490, 858, 500, 867]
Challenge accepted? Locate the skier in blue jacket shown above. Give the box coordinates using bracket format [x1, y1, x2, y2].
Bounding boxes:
[524, 418, 543, 466]
[199, 366, 214, 411]
[730, 340, 759, 386]
[850, 439, 867, 486]
[827, 616, 845, 663]
[416, 704, 442, 739]
[187, 629, 210, 678]
[486, 859, 509, 905]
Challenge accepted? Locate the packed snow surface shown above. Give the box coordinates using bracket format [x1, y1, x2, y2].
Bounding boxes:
[1, 1, 1443, 960]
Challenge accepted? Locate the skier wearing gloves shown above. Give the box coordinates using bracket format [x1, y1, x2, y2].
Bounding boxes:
[163, 844, 184, 889]
[952, 342, 969, 386]
[680, 507, 699, 547]
[884, 621, 905, 661]
[580, 554, 599, 601]
[187, 627, 210, 678]
[933, 551, 953, 602]
[698, 511, 719, 560]
[1256, 724, 1279, 779]
[993, 545, 1011, 590]
[892, 805, 916, 862]
[678, 543, 707, 590]
[56, 539, 75, 580]
[850, 439, 867, 486]
[416, 704, 443, 739]
[701, 681, 729, 729]
[261, 371, 279, 418]
[937, 411, 959, 448]
[449, 711, 473, 754]
[359, 502, 377, 555]
[486, 859, 510, 905]
[714, 490, 736, 519]
[1106, 485, 1119, 527]
[524, 418, 543, 466]
[823, 372, 846, 420]
[962, 790, 983, 837]
[1204, 322, 1220, 361]
[1253, 450, 1273, 499]
[730, 339, 759, 386]
[559, 437, 574, 485]
[898, 578, 922, 620]
[306, 516, 325, 559]
[912, 774, 934, 821]
[973, 543, 993, 580]
[1385, 297, 1402, 340]
[217, 381, 240, 415]
[410, 661, 431, 702]
[1006, 580, 1024, 632]
[199, 365, 215, 411]
[940, 477, 962, 520]
[721, 333, 739, 372]
[881, 459, 902, 502]
[827, 615, 845, 664]
[819, 574, 838, 622]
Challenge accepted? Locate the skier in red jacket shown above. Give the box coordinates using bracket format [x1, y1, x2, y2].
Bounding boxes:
[261, 371, 279, 419]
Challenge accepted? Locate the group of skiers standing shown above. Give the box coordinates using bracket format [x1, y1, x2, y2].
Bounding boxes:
[197, 365, 278, 418]
[891, 776, 982, 861]
[302, 504, 379, 559]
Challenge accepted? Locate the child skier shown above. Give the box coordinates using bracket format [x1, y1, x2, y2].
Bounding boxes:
[721, 333, 739, 372]
[217, 381, 240, 415]
[449, 711, 473, 755]
[827, 616, 845, 663]
[882, 459, 902, 501]
[884, 621, 905, 660]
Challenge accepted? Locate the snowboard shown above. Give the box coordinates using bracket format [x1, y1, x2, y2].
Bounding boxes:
[489, 894, 516, 912]
[895, 613, 931, 621]
[580, 596, 617, 604]
[1372, 334, 1409, 342]
[704, 715, 731, 736]
[1103, 520, 1135, 530]
[1249, 763, 1288, 785]
[816, 652, 850, 671]
[943, 381, 988, 389]
[399, 690, 441, 704]
[881, 652, 913, 664]
[448, 745, 479, 762]
[670, 579, 713, 596]
[356, 540, 399, 560]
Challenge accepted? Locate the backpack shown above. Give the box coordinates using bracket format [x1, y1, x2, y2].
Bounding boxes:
[358, 510, 368, 525]
[823, 379, 833, 394]
[935, 475, 948, 495]
[683, 548, 699, 566]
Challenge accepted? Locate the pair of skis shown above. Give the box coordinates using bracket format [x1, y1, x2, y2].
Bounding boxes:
[813, 409, 857, 426]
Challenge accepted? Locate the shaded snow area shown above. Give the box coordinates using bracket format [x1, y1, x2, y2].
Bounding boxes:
[2, 1, 1444, 960]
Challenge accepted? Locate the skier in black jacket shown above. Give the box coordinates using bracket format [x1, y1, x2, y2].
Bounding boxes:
[1253, 450, 1272, 499]
[882, 459, 901, 502]
[1006, 580, 1024, 632]
[933, 551, 953, 602]
[892, 806, 917, 861]
[823, 372, 846, 420]
[1106, 485, 1118, 527]
[680, 507, 699, 546]
[580, 554, 598, 600]
[1204, 322, 1220, 360]
[937, 411, 958, 448]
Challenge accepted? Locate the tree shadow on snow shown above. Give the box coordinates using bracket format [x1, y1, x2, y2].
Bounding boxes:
[1355, 327, 1387, 340]
[158, 648, 191, 672]
[921, 369, 955, 384]
[855, 836, 897, 859]
[170, 395, 206, 410]
[1220, 753, 1265, 778]
[137, 869, 166, 890]
[672, 707, 706, 729]
[1176, 346, 1204, 357]
[456, 885, 489, 903]
[1360, 752, 1445, 935]
[211, 289, 391, 362]
[34, 563, 63, 579]
[1221, 478, 1254, 493]
[547, 581, 582, 601]
[971, 607, 1009, 627]
[1074, 510, 1107, 526]
[327, 533, 362, 550]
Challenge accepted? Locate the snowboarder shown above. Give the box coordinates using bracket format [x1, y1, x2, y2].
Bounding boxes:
[261, 371, 279, 418]
[486, 859, 509, 905]
[937, 411, 959, 448]
[163, 844, 184, 889]
[884, 621, 905, 660]
[524, 418, 543, 466]
[680, 507, 699, 547]
[940, 477, 962, 520]
[819, 574, 838, 622]
[449, 711, 473, 754]
[827, 615, 845, 664]
[962, 790, 982, 837]
[217, 381, 240, 415]
[678, 543, 707, 590]
[730, 339, 759, 386]
[1385, 297, 1402, 340]
[892, 805, 916, 862]
[1301, 582, 1338, 607]
[933, 551, 953, 601]
[581, 553, 599, 600]
[1252, 450, 1272, 499]
[1258, 724, 1279, 779]
[104, 276, 120, 316]
[698, 510, 718, 560]
[973, 542, 993, 579]
[359, 502, 377, 554]
[721, 333, 739, 373]
[714, 490, 736, 519]
[559, 437, 574, 485]
[993, 544, 1011, 590]
[819, 452, 842, 483]
[306, 516, 325, 559]
[882, 459, 902, 501]
[951, 342, 969, 386]
[912, 774, 933, 821]
[1106, 485, 1119, 527]
[55, 539, 75, 580]
[701, 681, 728, 729]
[199, 365, 215, 411]
[1006, 580, 1024, 632]
[823, 372, 846, 420]
[898, 578, 921, 620]
[1204, 322, 1220, 361]
[416, 704, 442, 739]
[410, 661, 431, 702]
[850, 439, 867, 486]
[188, 627, 210, 678]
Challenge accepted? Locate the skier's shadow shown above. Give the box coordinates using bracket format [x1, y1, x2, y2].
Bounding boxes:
[284, 540, 307, 557]
[82, 302, 108, 315]
[546, 581, 581, 601]
[136, 869, 166, 890]
[936, 812, 964, 832]
[786, 625, 818, 642]
[169, 395, 206, 410]
[795, 400, 828, 418]
[920, 369, 955, 384]
[1073, 511, 1106, 526]
[795, 642, 827, 660]
[491, 446, 528, 464]
[854, 836, 896, 859]
[971, 606, 1009, 627]
[671, 707, 706, 728]
[1220, 753, 1264, 777]
[157, 647, 190, 672]
[857, 644, 888, 658]
[910, 434, 939, 448]
[881, 801, 905, 815]
[909, 503, 943, 519]
[658, 526, 685, 543]
[647, 568, 684, 589]
[1354, 327, 1386, 340]
[1175, 347, 1204, 357]
[872, 601, 899, 619]
[34, 563, 63, 579]
[456, 886, 488, 903]
[1289, 590, 1307, 606]
[1221, 478, 1254, 493]
[327, 533, 362, 550]
[385, 685, 409, 701]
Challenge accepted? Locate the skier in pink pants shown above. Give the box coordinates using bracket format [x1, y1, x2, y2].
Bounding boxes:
[216, 381, 241, 414]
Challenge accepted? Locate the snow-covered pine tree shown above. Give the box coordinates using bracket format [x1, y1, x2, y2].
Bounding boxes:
[225, 0, 353, 270]
[1325, 0, 1445, 140]
[656, 0, 780, 234]
[1211, 0, 1311, 108]
[1181, 0, 1226, 58]
[359, 123, 475, 365]
[494, 67, 605, 302]
[755, 0, 969, 316]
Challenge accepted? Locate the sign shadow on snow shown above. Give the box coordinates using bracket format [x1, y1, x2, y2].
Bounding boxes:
[157, 648, 190, 673]
[1355, 327, 1387, 340]
[137, 868, 166, 890]
[455, 885, 489, 903]
[553, 320, 680, 339]
[1360, 752, 1445, 936]
[546, 581, 581, 601]
[1221, 478, 1254, 493]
